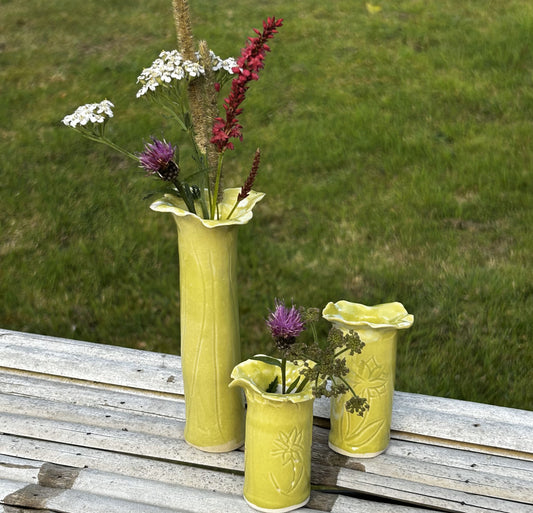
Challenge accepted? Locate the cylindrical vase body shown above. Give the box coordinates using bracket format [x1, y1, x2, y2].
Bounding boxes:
[323, 301, 413, 457]
[231, 359, 314, 512]
[176, 215, 244, 452]
[151, 189, 265, 453]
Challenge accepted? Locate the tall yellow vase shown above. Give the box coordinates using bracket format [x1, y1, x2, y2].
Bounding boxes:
[322, 301, 413, 458]
[230, 358, 315, 512]
[151, 189, 264, 452]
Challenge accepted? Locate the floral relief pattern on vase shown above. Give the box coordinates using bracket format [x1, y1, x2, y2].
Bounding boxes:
[269, 427, 306, 496]
[323, 301, 413, 457]
[355, 356, 389, 399]
[336, 355, 390, 449]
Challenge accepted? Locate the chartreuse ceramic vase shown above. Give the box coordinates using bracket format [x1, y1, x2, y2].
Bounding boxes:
[151, 188, 264, 452]
[230, 358, 315, 512]
[322, 301, 413, 458]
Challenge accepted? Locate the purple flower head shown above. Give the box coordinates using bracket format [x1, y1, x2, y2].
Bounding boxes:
[138, 138, 179, 181]
[266, 299, 305, 351]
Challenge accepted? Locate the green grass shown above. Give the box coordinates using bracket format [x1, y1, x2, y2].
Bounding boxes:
[1, 0, 532, 410]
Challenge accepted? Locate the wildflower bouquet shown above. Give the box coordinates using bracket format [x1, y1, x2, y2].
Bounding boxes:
[256, 300, 370, 415]
[61, 0, 282, 220]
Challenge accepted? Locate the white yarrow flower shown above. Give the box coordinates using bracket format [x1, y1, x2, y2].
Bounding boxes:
[136, 49, 237, 97]
[183, 60, 204, 77]
[212, 55, 238, 73]
[62, 100, 114, 127]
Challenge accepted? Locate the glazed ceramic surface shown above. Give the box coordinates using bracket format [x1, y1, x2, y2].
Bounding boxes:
[151, 189, 264, 452]
[323, 301, 413, 457]
[230, 358, 314, 512]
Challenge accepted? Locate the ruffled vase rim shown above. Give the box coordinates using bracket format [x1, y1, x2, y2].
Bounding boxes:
[322, 300, 414, 330]
[230, 356, 316, 403]
[150, 187, 265, 228]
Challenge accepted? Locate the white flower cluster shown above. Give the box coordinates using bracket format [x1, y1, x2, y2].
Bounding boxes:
[62, 100, 114, 127]
[209, 51, 238, 73]
[136, 50, 238, 98]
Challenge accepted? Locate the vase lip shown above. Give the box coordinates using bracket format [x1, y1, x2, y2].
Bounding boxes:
[150, 188, 265, 228]
[230, 356, 316, 403]
[322, 300, 414, 330]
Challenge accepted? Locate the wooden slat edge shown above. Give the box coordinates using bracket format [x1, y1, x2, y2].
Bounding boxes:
[0, 330, 183, 394]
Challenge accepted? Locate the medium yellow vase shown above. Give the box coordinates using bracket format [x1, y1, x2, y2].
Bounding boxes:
[230, 358, 315, 512]
[151, 189, 264, 452]
[322, 301, 413, 457]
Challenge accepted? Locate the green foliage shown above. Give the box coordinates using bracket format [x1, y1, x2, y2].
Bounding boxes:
[295, 326, 369, 415]
[259, 302, 369, 414]
[1, 0, 532, 410]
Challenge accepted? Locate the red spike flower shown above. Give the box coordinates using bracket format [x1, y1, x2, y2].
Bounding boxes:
[237, 148, 261, 203]
[211, 17, 283, 153]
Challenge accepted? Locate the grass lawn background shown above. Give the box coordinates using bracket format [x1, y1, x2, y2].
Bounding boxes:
[1, 0, 531, 410]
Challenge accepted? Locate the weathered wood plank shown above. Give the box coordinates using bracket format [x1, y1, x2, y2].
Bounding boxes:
[394, 392, 532, 426]
[4, 392, 532, 503]
[0, 330, 177, 370]
[392, 393, 533, 456]
[2, 329, 533, 513]
[336, 450, 533, 505]
[0, 454, 332, 513]
[1, 457, 242, 513]
[383, 438, 533, 484]
[0, 381, 186, 435]
[334, 466, 533, 513]
[2, 506, 53, 513]
[329, 495, 436, 513]
[311, 433, 533, 513]
[3, 401, 532, 513]
[315, 394, 533, 457]
[3, 328, 532, 454]
[0, 329, 183, 394]
[0, 412, 243, 473]
[3, 481, 238, 513]
[0, 438, 243, 496]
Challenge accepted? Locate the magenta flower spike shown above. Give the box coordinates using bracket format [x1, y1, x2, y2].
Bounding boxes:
[211, 17, 283, 153]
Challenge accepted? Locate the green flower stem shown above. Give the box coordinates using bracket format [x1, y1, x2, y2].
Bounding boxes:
[158, 99, 213, 219]
[294, 375, 310, 394]
[210, 152, 225, 219]
[334, 346, 350, 359]
[163, 90, 215, 219]
[199, 193, 210, 219]
[101, 138, 138, 161]
[286, 375, 301, 393]
[160, 103, 189, 132]
[281, 357, 287, 394]
[337, 375, 358, 401]
[225, 197, 241, 220]
[190, 149, 212, 219]
[75, 129, 138, 162]
[172, 179, 196, 214]
[310, 322, 319, 344]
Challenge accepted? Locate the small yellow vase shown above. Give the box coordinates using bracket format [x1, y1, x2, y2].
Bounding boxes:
[230, 358, 315, 512]
[151, 189, 264, 452]
[322, 301, 413, 457]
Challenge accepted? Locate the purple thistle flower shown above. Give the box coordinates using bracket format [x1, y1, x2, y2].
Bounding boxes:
[266, 299, 305, 350]
[139, 138, 179, 181]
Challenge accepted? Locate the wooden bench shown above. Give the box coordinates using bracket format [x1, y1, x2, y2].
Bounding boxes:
[1, 328, 532, 512]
